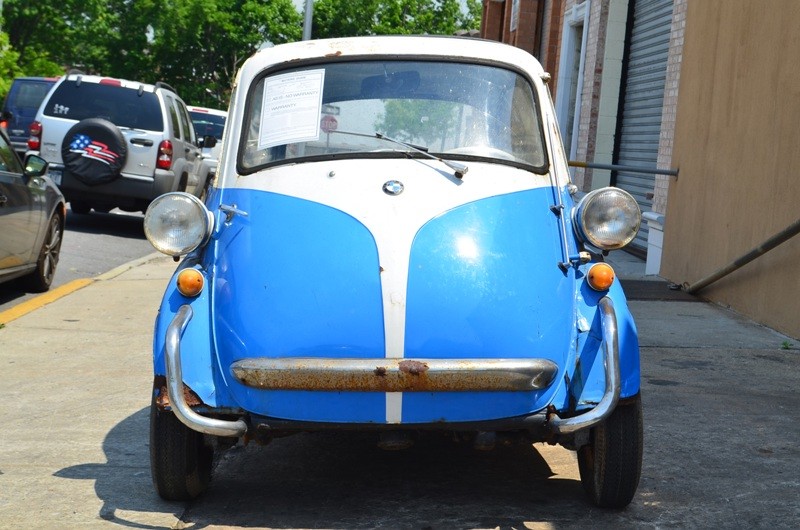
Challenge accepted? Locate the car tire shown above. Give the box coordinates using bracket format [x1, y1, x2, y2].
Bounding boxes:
[577, 394, 643, 508]
[149, 395, 213, 501]
[61, 118, 128, 186]
[23, 212, 63, 293]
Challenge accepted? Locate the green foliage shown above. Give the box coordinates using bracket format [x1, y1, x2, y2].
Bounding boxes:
[1, 0, 477, 106]
[150, 0, 302, 106]
[0, 32, 23, 99]
[313, 0, 480, 39]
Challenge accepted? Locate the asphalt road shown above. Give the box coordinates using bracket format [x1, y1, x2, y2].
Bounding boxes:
[0, 207, 154, 312]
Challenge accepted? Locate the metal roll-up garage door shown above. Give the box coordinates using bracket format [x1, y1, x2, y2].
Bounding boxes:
[614, 0, 674, 253]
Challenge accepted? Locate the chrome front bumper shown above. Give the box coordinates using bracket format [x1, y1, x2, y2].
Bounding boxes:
[163, 297, 621, 438]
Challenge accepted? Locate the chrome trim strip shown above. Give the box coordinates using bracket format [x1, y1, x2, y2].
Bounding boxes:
[230, 357, 559, 392]
[165, 305, 248, 437]
[548, 296, 621, 435]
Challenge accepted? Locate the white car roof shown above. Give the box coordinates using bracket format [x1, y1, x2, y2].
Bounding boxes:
[61, 73, 162, 93]
[188, 106, 228, 117]
[235, 36, 547, 87]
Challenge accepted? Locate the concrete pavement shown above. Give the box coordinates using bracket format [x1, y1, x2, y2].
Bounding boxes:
[1, 250, 798, 528]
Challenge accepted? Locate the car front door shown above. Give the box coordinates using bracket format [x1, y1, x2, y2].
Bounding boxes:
[0, 135, 42, 274]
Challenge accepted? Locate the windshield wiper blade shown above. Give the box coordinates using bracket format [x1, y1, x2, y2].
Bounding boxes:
[332, 130, 468, 179]
[375, 133, 468, 179]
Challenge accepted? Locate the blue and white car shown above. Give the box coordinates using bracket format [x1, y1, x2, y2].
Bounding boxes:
[144, 36, 643, 508]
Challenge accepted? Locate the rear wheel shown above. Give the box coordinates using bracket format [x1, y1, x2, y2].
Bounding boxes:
[24, 213, 63, 292]
[577, 394, 643, 508]
[149, 396, 213, 501]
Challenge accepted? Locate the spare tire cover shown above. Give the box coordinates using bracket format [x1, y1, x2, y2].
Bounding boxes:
[61, 118, 128, 186]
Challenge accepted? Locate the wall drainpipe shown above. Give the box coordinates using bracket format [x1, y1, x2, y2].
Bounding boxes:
[684, 217, 800, 294]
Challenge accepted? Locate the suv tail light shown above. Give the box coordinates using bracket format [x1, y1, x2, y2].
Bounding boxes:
[157, 140, 173, 170]
[28, 121, 43, 150]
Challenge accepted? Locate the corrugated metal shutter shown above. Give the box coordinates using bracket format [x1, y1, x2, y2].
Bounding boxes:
[614, 0, 674, 253]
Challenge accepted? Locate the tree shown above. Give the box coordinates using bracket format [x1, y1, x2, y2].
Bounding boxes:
[0, 32, 24, 99]
[148, 0, 303, 106]
[1, 0, 480, 106]
[3, 0, 118, 75]
[1, 0, 303, 107]
[312, 0, 480, 39]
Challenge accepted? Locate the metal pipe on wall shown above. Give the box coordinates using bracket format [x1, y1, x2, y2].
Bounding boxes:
[684, 217, 800, 294]
[568, 160, 679, 177]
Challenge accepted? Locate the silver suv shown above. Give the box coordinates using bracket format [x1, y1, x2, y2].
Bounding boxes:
[27, 73, 206, 214]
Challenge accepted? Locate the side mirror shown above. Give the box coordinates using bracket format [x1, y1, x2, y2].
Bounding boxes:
[24, 154, 49, 177]
[200, 135, 217, 149]
[1, 110, 12, 121]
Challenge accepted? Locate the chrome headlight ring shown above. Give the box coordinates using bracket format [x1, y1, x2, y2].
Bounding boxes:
[573, 187, 642, 250]
[144, 192, 213, 257]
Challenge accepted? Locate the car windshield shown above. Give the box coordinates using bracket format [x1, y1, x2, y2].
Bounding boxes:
[190, 111, 226, 140]
[240, 60, 548, 173]
[43, 81, 164, 131]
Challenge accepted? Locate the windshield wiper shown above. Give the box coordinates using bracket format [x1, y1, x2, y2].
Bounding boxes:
[332, 130, 469, 179]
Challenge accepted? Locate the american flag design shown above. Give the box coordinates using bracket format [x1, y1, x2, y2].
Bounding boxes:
[68, 134, 121, 166]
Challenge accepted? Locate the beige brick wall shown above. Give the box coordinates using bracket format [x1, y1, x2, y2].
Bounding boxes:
[654, 0, 686, 215]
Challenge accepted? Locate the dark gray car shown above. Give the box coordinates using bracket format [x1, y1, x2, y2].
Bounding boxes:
[0, 128, 65, 291]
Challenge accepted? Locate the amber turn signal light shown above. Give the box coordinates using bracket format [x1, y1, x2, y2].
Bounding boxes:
[176, 268, 204, 297]
[587, 263, 615, 291]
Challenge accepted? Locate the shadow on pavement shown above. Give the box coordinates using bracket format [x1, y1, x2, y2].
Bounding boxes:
[53, 407, 185, 529]
[53, 407, 591, 529]
[184, 431, 585, 529]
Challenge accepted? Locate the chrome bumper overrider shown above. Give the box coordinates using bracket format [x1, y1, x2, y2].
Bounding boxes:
[164, 296, 620, 438]
[547, 296, 621, 435]
[165, 305, 248, 437]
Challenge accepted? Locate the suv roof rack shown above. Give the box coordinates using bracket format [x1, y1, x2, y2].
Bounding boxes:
[155, 81, 178, 94]
[66, 69, 85, 76]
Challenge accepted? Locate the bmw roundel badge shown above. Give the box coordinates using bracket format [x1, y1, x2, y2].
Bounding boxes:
[383, 180, 404, 195]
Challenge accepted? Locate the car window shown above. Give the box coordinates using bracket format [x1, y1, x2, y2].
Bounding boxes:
[9, 80, 53, 109]
[240, 60, 548, 172]
[165, 95, 182, 140]
[190, 111, 226, 140]
[177, 101, 195, 143]
[43, 81, 164, 131]
[0, 135, 23, 173]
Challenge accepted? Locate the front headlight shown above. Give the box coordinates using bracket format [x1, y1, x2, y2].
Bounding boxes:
[144, 192, 213, 257]
[573, 187, 641, 250]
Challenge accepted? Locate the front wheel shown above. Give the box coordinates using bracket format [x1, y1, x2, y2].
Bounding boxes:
[149, 396, 213, 501]
[23, 213, 63, 292]
[577, 394, 643, 508]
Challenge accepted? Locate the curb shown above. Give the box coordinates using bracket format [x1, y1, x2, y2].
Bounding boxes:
[0, 252, 166, 326]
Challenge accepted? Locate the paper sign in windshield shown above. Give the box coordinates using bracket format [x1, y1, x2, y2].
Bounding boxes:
[258, 69, 325, 148]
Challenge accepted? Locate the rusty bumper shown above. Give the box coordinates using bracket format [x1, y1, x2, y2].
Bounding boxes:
[230, 357, 559, 392]
[165, 297, 618, 438]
